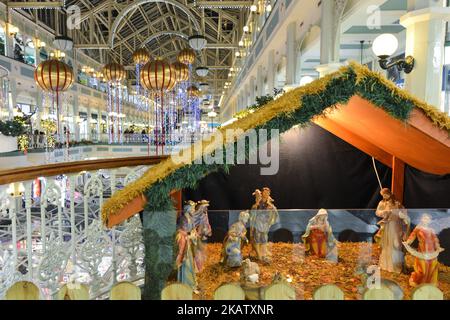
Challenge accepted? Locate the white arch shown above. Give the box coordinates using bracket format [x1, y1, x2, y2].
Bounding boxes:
[109, 0, 200, 48]
[140, 31, 189, 48]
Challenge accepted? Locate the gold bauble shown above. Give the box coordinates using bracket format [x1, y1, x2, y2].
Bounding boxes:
[172, 61, 190, 82]
[177, 48, 196, 65]
[132, 48, 151, 65]
[34, 59, 74, 92]
[140, 59, 177, 91]
[102, 63, 126, 82]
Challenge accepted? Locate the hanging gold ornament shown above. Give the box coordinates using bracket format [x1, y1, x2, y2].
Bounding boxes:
[172, 61, 190, 82]
[34, 59, 74, 92]
[102, 63, 126, 82]
[177, 48, 196, 65]
[187, 85, 201, 97]
[132, 48, 151, 65]
[140, 59, 177, 91]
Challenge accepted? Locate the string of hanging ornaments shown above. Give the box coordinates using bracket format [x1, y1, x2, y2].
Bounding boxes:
[140, 58, 177, 155]
[132, 48, 151, 111]
[172, 61, 190, 138]
[176, 48, 201, 132]
[34, 57, 74, 148]
[103, 62, 126, 144]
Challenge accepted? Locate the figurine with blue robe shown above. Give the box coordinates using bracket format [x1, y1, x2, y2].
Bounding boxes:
[221, 211, 250, 267]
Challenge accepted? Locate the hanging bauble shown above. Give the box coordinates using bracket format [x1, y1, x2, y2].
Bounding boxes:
[177, 48, 196, 65]
[187, 85, 201, 97]
[102, 63, 126, 82]
[140, 59, 177, 91]
[132, 48, 151, 65]
[172, 62, 190, 82]
[34, 59, 74, 92]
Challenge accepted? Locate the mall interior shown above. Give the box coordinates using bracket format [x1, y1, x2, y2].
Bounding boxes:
[0, 0, 449, 301]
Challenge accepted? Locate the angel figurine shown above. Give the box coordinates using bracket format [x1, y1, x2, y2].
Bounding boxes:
[403, 213, 444, 287]
[302, 209, 337, 260]
[221, 211, 250, 268]
[375, 188, 410, 273]
[249, 187, 279, 263]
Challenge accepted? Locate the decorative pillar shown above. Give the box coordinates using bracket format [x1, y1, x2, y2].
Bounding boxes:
[249, 76, 256, 105]
[400, 2, 450, 108]
[286, 22, 297, 87]
[244, 83, 250, 108]
[8, 76, 16, 119]
[267, 50, 275, 94]
[73, 97, 80, 141]
[316, 0, 348, 77]
[256, 65, 264, 98]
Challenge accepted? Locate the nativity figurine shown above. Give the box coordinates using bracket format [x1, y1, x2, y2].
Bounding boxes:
[175, 200, 199, 291]
[192, 200, 212, 273]
[240, 258, 261, 286]
[249, 187, 279, 263]
[375, 188, 410, 273]
[403, 213, 444, 287]
[302, 208, 337, 261]
[221, 211, 250, 268]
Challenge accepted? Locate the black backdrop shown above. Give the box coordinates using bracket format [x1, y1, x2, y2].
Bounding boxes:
[184, 124, 450, 209]
[182, 124, 450, 263]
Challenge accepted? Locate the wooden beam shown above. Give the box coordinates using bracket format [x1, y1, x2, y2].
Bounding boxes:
[314, 116, 393, 168]
[391, 156, 405, 203]
[106, 190, 182, 228]
[0, 156, 168, 185]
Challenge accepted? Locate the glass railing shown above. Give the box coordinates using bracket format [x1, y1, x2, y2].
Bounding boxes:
[182, 208, 450, 300]
[0, 205, 448, 300]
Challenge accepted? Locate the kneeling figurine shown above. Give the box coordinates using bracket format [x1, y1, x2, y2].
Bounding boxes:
[302, 209, 337, 261]
[403, 213, 444, 287]
[221, 211, 250, 268]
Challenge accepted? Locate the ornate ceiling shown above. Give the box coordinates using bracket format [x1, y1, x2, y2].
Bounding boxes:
[19, 0, 251, 105]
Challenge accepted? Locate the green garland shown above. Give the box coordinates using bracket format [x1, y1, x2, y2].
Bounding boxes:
[0, 116, 27, 137]
[140, 66, 440, 299]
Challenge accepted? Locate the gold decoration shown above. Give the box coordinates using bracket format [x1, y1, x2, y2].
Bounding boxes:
[187, 85, 201, 97]
[101, 62, 450, 224]
[18, 134, 29, 152]
[34, 59, 74, 92]
[172, 62, 190, 82]
[140, 59, 177, 92]
[177, 48, 196, 65]
[102, 63, 126, 83]
[132, 48, 151, 65]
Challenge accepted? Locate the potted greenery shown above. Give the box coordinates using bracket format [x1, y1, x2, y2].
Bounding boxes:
[0, 116, 27, 153]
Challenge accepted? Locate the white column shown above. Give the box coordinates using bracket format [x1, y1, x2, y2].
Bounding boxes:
[73, 97, 80, 141]
[249, 76, 256, 105]
[316, 0, 347, 77]
[401, 3, 450, 108]
[286, 22, 297, 87]
[5, 20, 15, 58]
[244, 83, 250, 108]
[256, 65, 264, 98]
[8, 77, 16, 119]
[267, 50, 275, 94]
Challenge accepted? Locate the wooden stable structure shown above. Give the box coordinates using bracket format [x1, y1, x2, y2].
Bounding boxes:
[106, 95, 450, 228]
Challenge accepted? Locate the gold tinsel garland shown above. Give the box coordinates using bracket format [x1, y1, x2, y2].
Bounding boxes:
[101, 62, 450, 224]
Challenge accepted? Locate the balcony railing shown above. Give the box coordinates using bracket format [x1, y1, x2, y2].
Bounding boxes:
[0, 156, 166, 299]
